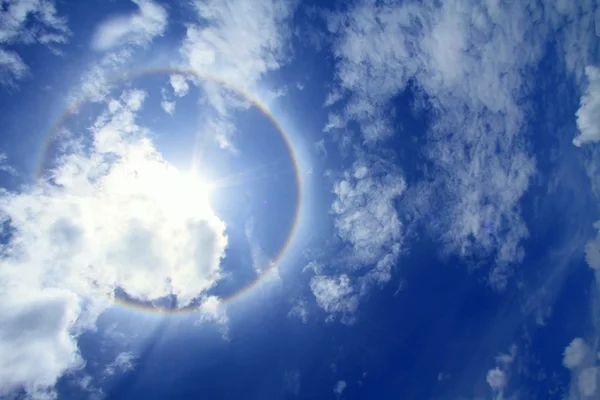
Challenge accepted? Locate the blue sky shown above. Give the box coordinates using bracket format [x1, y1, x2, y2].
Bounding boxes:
[1, 0, 600, 399]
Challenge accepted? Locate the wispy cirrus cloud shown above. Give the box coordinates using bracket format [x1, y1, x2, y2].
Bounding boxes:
[0, 0, 70, 84]
[91, 0, 167, 51]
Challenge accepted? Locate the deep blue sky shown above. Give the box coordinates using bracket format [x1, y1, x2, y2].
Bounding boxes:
[1, 1, 600, 399]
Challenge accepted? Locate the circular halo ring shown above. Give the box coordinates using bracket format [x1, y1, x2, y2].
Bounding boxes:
[36, 67, 303, 314]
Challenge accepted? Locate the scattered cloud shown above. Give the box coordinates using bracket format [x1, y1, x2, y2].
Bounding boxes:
[564, 338, 593, 370]
[0, 89, 228, 397]
[310, 275, 358, 324]
[579, 367, 600, 398]
[563, 338, 600, 398]
[104, 352, 136, 377]
[161, 100, 175, 115]
[331, 158, 405, 292]
[0, 152, 16, 175]
[0, 0, 70, 84]
[170, 74, 190, 97]
[485, 345, 517, 398]
[574, 66, 600, 146]
[323, 0, 600, 289]
[333, 380, 347, 396]
[91, 0, 167, 51]
[288, 299, 310, 323]
[178, 0, 296, 151]
[197, 296, 229, 339]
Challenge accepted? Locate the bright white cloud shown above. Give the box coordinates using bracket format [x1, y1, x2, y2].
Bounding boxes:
[0, 0, 69, 84]
[0, 288, 82, 399]
[564, 338, 592, 370]
[179, 0, 295, 150]
[91, 0, 167, 51]
[310, 274, 358, 324]
[574, 66, 600, 146]
[0, 89, 228, 397]
[322, 0, 600, 288]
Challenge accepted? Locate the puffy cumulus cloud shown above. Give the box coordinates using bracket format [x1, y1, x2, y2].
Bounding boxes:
[310, 275, 358, 324]
[331, 159, 405, 286]
[179, 0, 295, 150]
[170, 74, 190, 97]
[0, 89, 228, 397]
[575, 66, 600, 146]
[91, 0, 167, 51]
[0, 288, 82, 399]
[564, 338, 593, 370]
[325, 0, 597, 289]
[0, 0, 69, 84]
[161, 100, 175, 115]
[308, 158, 405, 322]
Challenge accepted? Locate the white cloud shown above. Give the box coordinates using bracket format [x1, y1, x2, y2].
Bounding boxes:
[564, 338, 592, 370]
[322, 0, 600, 288]
[161, 100, 175, 115]
[0, 0, 69, 84]
[585, 222, 600, 270]
[170, 75, 190, 97]
[179, 0, 295, 151]
[486, 368, 507, 391]
[331, 159, 405, 286]
[310, 275, 358, 324]
[104, 352, 135, 377]
[288, 299, 310, 323]
[0, 152, 17, 175]
[0, 288, 82, 399]
[333, 380, 347, 396]
[485, 345, 517, 397]
[574, 66, 600, 146]
[91, 0, 167, 51]
[0, 89, 228, 397]
[579, 367, 600, 398]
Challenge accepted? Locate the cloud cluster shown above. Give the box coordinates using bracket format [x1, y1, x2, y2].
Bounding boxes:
[91, 0, 167, 51]
[310, 274, 359, 324]
[0, 90, 228, 397]
[309, 158, 405, 322]
[324, 0, 599, 289]
[179, 0, 295, 150]
[0, 0, 69, 84]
